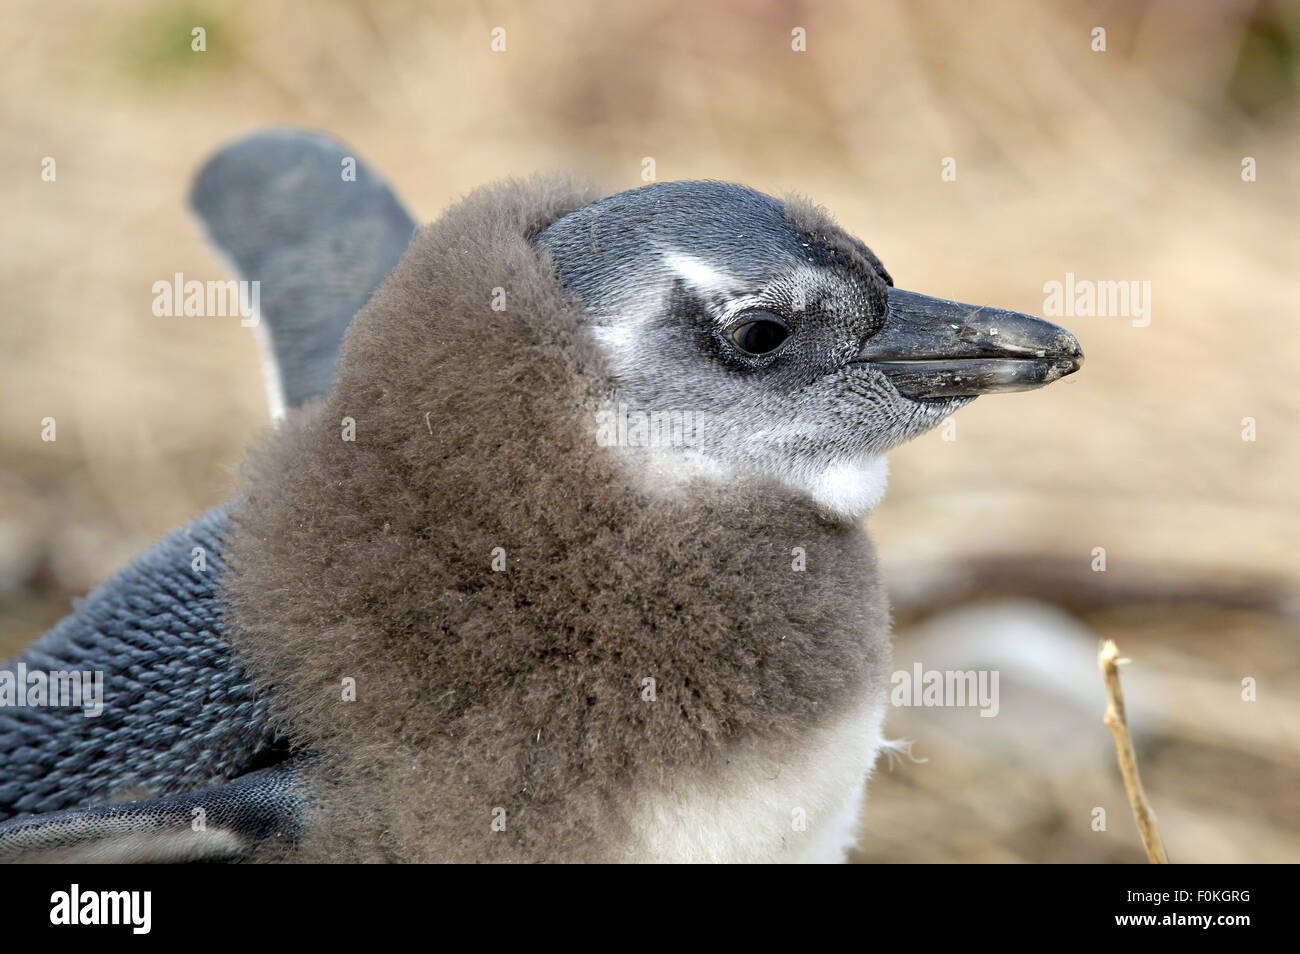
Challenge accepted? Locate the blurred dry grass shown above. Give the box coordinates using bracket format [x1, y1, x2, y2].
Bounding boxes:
[0, 0, 1297, 861]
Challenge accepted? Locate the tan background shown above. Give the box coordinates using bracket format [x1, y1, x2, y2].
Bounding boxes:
[1, 0, 1297, 862]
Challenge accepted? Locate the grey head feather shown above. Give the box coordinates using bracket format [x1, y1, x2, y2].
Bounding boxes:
[536, 180, 968, 517]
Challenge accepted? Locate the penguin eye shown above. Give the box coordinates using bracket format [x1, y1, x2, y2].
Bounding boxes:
[730, 313, 790, 355]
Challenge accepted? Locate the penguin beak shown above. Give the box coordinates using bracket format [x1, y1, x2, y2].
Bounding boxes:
[853, 288, 1083, 399]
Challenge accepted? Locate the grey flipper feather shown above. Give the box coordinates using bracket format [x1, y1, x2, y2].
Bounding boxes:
[0, 759, 311, 863]
[0, 507, 302, 862]
[0, 506, 279, 823]
[190, 127, 417, 412]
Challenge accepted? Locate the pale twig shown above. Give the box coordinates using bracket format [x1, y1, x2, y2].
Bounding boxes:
[1098, 639, 1169, 863]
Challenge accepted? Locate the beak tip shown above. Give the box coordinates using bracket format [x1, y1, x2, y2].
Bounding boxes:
[1047, 328, 1083, 369]
[1048, 351, 1083, 387]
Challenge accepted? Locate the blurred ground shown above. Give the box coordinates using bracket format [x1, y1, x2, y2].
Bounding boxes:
[1, 0, 1297, 862]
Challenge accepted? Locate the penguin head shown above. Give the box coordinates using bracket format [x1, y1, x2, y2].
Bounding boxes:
[536, 180, 1082, 519]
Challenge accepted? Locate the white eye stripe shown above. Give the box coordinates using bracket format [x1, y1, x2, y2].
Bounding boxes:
[661, 251, 734, 293]
[660, 252, 840, 327]
[660, 250, 772, 326]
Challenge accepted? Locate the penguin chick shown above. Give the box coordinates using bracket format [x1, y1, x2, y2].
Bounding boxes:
[223, 177, 1081, 863]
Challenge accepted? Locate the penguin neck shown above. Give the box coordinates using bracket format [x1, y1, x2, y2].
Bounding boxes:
[595, 396, 891, 523]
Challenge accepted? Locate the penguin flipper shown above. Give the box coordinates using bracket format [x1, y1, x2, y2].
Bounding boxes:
[0, 759, 311, 863]
[190, 127, 417, 415]
[0, 506, 282, 822]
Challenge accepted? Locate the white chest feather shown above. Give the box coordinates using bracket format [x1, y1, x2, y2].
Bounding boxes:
[622, 695, 886, 863]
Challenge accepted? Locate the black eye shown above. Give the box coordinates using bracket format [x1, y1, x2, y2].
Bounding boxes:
[731, 314, 789, 355]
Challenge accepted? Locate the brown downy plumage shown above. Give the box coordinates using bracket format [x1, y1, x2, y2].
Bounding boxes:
[224, 178, 891, 862]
